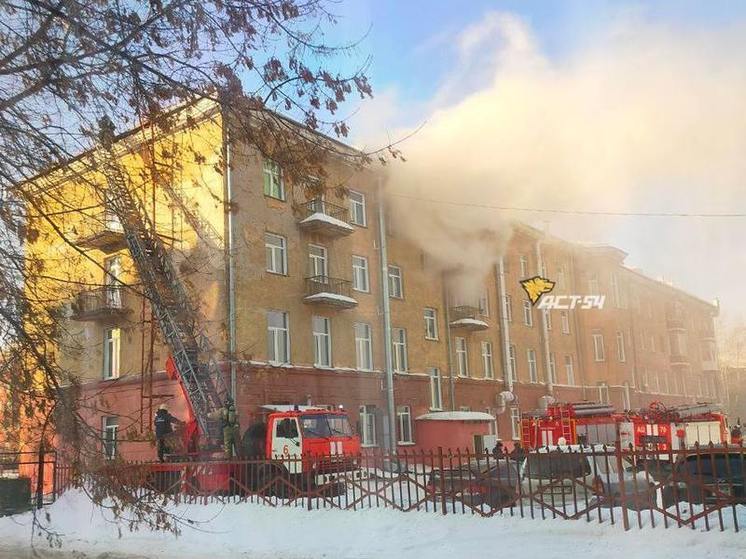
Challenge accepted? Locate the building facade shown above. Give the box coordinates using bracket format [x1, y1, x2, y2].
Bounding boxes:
[23, 102, 724, 459]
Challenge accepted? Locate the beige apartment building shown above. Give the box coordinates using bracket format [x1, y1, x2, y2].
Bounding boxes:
[23, 101, 723, 458]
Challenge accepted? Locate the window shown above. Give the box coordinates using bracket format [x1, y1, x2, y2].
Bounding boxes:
[510, 407, 521, 440]
[429, 368, 443, 410]
[312, 316, 331, 367]
[519, 255, 528, 277]
[351, 255, 369, 292]
[527, 349, 538, 383]
[478, 291, 489, 316]
[610, 273, 623, 308]
[267, 311, 290, 364]
[523, 300, 533, 326]
[359, 405, 377, 446]
[265, 233, 287, 275]
[397, 405, 413, 444]
[548, 353, 557, 384]
[308, 244, 328, 279]
[455, 337, 469, 377]
[650, 335, 656, 353]
[560, 310, 570, 334]
[102, 416, 118, 459]
[616, 331, 626, 362]
[392, 328, 408, 373]
[503, 295, 513, 322]
[669, 331, 687, 357]
[543, 308, 552, 330]
[263, 158, 284, 200]
[481, 341, 494, 379]
[424, 308, 439, 340]
[588, 274, 600, 295]
[349, 190, 367, 226]
[103, 256, 122, 308]
[354, 323, 373, 371]
[592, 333, 605, 361]
[564, 355, 575, 386]
[388, 265, 403, 298]
[486, 408, 498, 437]
[557, 266, 565, 286]
[598, 382, 610, 404]
[103, 328, 121, 380]
[508, 345, 518, 383]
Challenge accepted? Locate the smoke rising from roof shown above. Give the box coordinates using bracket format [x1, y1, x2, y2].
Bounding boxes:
[375, 13, 746, 304]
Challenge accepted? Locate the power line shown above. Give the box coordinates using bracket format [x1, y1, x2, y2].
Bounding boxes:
[388, 193, 746, 218]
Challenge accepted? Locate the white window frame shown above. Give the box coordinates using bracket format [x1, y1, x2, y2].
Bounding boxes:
[265, 232, 287, 275]
[392, 327, 408, 373]
[523, 300, 533, 327]
[267, 310, 290, 364]
[359, 405, 377, 447]
[308, 244, 328, 279]
[519, 256, 528, 277]
[588, 274, 600, 295]
[481, 341, 494, 379]
[592, 333, 605, 362]
[616, 330, 626, 363]
[397, 405, 413, 444]
[103, 327, 121, 380]
[508, 345, 518, 383]
[354, 322, 373, 371]
[351, 255, 370, 292]
[429, 367, 443, 410]
[544, 308, 552, 330]
[388, 265, 403, 299]
[510, 407, 521, 440]
[564, 354, 575, 386]
[478, 291, 489, 317]
[455, 336, 469, 377]
[424, 308, 439, 340]
[102, 416, 118, 459]
[263, 158, 284, 200]
[312, 316, 332, 368]
[527, 349, 538, 383]
[349, 190, 367, 226]
[560, 310, 570, 334]
[103, 255, 122, 308]
[598, 382, 610, 404]
[503, 295, 513, 322]
[548, 353, 556, 384]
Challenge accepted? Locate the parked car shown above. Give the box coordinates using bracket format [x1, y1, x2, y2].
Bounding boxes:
[661, 449, 745, 507]
[518, 445, 657, 511]
[426, 459, 520, 509]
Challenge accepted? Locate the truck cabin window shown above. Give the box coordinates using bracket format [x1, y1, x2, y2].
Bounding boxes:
[301, 414, 353, 438]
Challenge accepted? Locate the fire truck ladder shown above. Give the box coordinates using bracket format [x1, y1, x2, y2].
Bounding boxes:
[100, 153, 225, 440]
[559, 406, 573, 443]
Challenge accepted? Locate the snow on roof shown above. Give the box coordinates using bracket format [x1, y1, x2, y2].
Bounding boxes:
[304, 292, 358, 305]
[416, 411, 495, 422]
[300, 212, 355, 231]
[449, 318, 489, 328]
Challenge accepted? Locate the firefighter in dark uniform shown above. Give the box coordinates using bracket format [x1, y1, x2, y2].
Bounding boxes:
[154, 403, 182, 462]
[209, 397, 241, 458]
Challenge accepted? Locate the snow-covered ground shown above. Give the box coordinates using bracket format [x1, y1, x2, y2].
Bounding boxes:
[0, 491, 744, 559]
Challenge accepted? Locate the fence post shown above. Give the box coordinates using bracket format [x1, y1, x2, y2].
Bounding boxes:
[437, 447, 446, 515]
[615, 446, 630, 531]
[35, 449, 45, 510]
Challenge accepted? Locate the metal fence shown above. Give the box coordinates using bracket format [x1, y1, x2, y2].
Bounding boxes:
[0, 451, 73, 511]
[92, 444, 745, 532]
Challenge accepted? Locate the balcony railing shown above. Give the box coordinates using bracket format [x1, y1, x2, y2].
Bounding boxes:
[297, 199, 354, 238]
[71, 286, 132, 321]
[449, 305, 489, 331]
[303, 276, 357, 309]
[665, 314, 686, 330]
[76, 210, 127, 253]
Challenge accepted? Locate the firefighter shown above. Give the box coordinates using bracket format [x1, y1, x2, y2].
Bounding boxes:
[492, 441, 505, 459]
[154, 403, 182, 462]
[510, 441, 526, 461]
[209, 397, 241, 458]
[731, 420, 743, 446]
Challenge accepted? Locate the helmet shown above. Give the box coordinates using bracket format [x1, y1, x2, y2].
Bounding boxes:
[158, 403, 168, 411]
[225, 396, 234, 406]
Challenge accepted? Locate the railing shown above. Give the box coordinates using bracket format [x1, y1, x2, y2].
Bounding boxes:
[0, 451, 72, 513]
[666, 315, 686, 330]
[305, 276, 354, 299]
[449, 306, 487, 322]
[79, 444, 744, 532]
[299, 199, 350, 223]
[71, 286, 129, 319]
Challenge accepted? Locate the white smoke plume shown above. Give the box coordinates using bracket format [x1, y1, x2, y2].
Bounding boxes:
[373, 13, 746, 305]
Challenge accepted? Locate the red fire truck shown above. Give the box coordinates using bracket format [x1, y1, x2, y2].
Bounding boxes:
[521, 401, 729, 451]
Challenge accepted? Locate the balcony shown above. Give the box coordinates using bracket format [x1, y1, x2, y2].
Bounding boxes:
[70, 287, 132, 322]
[666, 315, 686, 331]
[303, 276, 358, 309]
[669, 353, 690, 366]
[449, 306, 489, 331]
[76, 211, 127, 253]
[297, 200, 354, 238]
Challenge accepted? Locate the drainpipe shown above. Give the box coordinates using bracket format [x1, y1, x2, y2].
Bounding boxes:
[497, 258, 513, 393]
[377, 177, 397, 451]
[536, 240, 554, 396]
[443, 282, 456, 411]
[224, 129, 237, 400]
